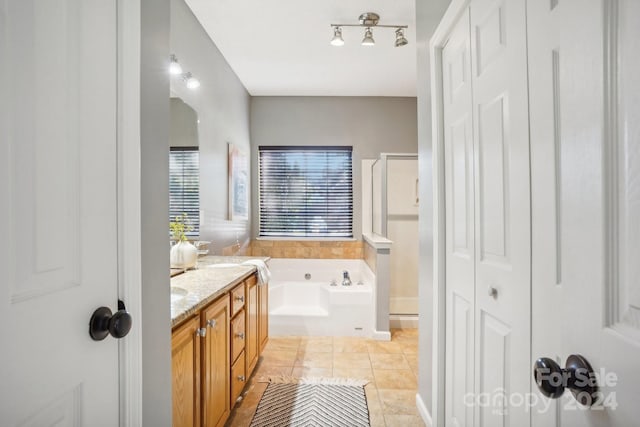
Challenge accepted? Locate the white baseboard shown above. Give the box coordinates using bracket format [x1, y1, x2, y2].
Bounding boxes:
[416, 393, 433, 427]
[372, 329, 391, 341]
[390, 314, 419, 329]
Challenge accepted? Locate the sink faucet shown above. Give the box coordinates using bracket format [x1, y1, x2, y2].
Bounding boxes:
[342, 270, 352, 286]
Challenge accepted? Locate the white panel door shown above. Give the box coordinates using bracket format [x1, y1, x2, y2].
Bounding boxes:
[529, 0, 640, 425]
[469, 0, 531, 424]
[0, 0, 120, 425]
[443, 9, 476, 427]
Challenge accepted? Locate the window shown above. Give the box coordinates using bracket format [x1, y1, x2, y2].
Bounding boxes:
[169, 147, 199, 237]
[259, 146, 353, 238]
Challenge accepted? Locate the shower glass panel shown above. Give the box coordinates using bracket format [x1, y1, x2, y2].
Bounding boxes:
[371, 154, 419, 316]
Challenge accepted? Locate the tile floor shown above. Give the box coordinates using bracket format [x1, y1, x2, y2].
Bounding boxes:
[226, 329, 424, 427]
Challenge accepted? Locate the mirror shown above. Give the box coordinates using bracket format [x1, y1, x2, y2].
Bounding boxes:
[170, 97, 199, 149]
[169, 97, 201, 242]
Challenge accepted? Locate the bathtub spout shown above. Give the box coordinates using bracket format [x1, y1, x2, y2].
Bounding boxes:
[342, 270, 352, 286]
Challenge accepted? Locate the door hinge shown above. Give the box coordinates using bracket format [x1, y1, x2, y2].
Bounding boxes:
[196, 327, 207, 337]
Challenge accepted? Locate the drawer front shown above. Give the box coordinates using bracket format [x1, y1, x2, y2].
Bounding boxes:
[231, 351, 246, 404]
[231, 309, 246, 363]
[231, 284, 245, 317]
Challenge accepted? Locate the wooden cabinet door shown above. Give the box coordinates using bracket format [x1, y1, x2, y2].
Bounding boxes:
[202, 296, 230, 427]
[172, 317, 201, 427]
[245, 275, 259, 376]
[258, 280, 269, 353]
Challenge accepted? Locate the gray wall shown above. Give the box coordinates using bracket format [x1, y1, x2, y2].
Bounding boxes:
[170, 0, 252, 255]
[416, 0, 452, 418]
[141, 0, 172, 425]
[250, 96, 418, 239]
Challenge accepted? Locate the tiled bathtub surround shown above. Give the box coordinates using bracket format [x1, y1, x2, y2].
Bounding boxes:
[250, 240, 364, 259]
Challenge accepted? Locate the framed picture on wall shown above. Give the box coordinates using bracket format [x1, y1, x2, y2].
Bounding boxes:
[228, 142, 249, 221]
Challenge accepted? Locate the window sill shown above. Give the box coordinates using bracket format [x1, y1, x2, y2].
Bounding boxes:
[255, 236, 357, 242]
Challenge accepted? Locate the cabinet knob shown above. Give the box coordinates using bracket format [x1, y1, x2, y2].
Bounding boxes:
[235, 332, 245, 339]
[207, 319, 217, 328]
[488, 286, 498, 298]
[235, 295, 245, 303]
[237, 375, 246, 382]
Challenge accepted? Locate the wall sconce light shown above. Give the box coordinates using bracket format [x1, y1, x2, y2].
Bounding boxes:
[183, 72, 200, 89]
[330, 13, 408, 47]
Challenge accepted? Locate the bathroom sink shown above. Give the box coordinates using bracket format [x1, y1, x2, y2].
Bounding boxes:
[206, 263, 240, 269]
[170, 286, 188, 303]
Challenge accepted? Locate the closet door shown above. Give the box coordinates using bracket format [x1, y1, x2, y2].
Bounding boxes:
[469, 0, 531, 425]
[443, 9, 475, 427]
[529, 0, 640, 425]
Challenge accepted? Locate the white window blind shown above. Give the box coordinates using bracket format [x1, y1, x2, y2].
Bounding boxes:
[169, 147, 199, 237]
[259, 146, 353, 238]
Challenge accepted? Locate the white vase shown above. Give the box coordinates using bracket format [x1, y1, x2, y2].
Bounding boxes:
[170, 240, 198, 269]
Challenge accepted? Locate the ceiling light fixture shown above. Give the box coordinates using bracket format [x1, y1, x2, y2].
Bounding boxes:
[169, 54, 183, 75]
[330, 12, 408, 48]
[183, 72, 200, 89]
[330, 26, 345, 46]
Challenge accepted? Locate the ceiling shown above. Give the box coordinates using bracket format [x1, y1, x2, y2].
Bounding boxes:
[185, 0, 417, 97]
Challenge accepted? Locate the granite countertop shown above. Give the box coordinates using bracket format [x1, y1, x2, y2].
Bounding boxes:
[170, 255, 270, 328]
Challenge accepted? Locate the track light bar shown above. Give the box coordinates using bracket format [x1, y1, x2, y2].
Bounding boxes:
[330, 13, 409, 47]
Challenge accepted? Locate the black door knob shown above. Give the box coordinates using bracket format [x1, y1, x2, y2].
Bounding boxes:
[533, 354, 598, 406]
[89, 300, 132, 341]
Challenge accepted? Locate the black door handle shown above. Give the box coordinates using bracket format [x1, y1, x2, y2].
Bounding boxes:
[533, 354, 598, 406]
[89, 300, 132, 341]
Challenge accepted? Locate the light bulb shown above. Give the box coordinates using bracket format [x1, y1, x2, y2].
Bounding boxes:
[394, 28, 408, 47]
[330, 27, 344, 46]
[361, 28, 375, 46]
[186, 77, 200, 89]
[183, 72, 200, 89]
[169, 54, 183, 75]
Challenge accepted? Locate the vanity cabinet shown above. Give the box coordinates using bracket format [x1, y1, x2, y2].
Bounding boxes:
[172, 316, 201, 427]
[171, 270, 269, 427]
[201, 295, 230, 427]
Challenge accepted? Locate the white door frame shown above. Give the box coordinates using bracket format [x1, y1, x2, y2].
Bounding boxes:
[117, 0, 143, 424]
[429, 1, 472, 426]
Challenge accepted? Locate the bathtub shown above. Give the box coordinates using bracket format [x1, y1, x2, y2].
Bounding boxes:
[267, 258, 375, 337]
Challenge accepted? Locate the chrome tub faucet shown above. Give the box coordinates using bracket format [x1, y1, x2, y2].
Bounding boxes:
[342, 270, 352, 286]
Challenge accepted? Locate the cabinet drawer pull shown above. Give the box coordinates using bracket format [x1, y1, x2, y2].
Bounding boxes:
[237, 375, 246, 382]
[234, 295, 245, 303]
[235, 332, 245, 339]
[207, 319, 217, 328]
[196, 328, 206, 337]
